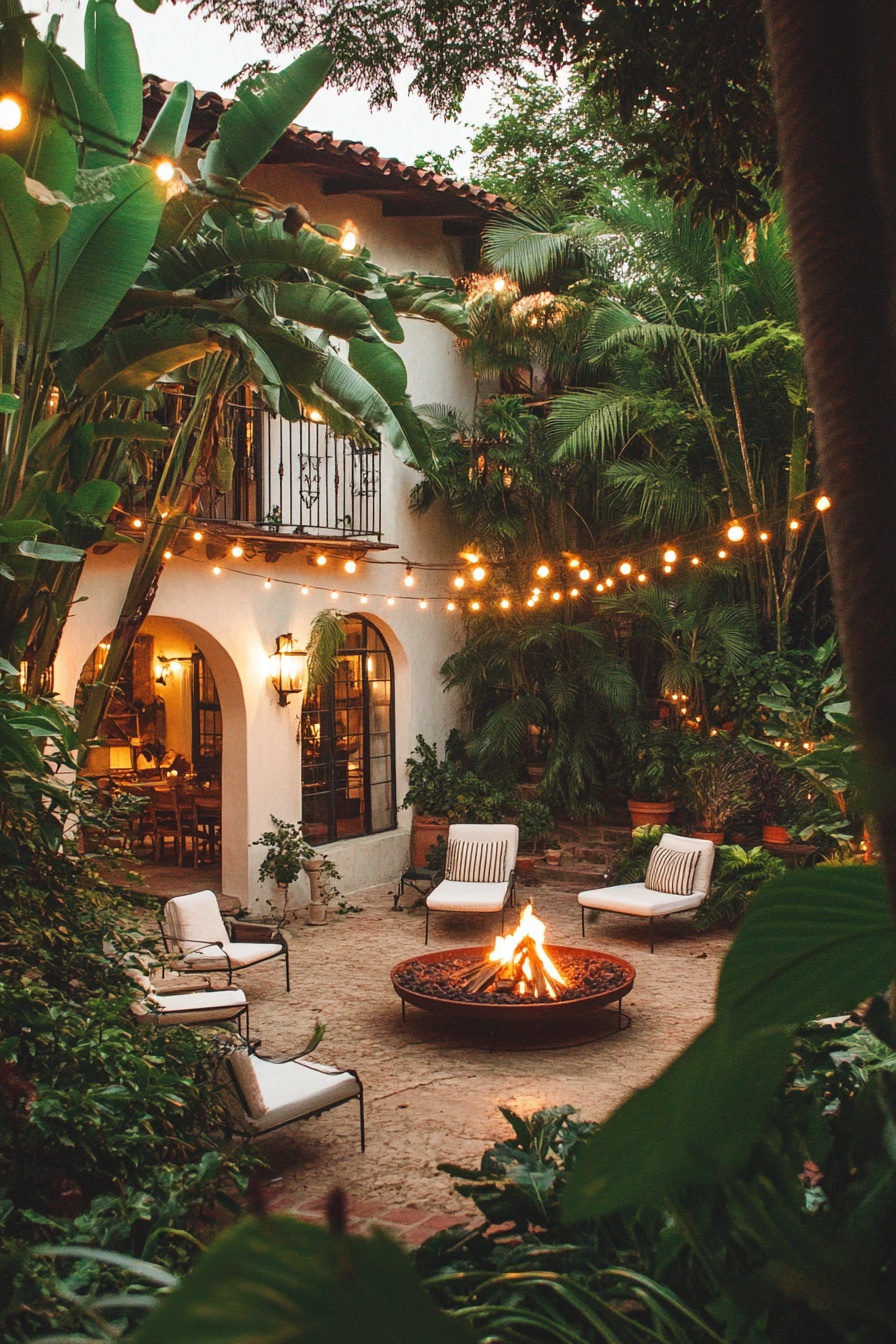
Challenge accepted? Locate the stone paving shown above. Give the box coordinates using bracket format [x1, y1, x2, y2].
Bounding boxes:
[130, 861, 732, 1236]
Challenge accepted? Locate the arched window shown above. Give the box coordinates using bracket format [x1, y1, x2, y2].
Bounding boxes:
[300, 616, 395, 844]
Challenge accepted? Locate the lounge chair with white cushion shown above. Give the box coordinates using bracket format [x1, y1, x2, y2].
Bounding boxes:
[425, 823, 519, 944]
[578, 833, 716, 953]
[160, 890, 290, 991]
[129, 971, 250, 1039]
[223, 1043, 364, 1149]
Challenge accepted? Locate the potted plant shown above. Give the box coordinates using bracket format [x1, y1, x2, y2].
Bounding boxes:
[402, 736, 458, 865]
[748, 753, 803, 845]
[252, 815, 340, 928]
[514, 798, 554, 882]
[683, 742, 752, 844]
[625, 727, 681, 831]
[544, 838, 562, 867]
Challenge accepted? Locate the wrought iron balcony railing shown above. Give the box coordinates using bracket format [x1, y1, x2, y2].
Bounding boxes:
[131, 389, 382, 540]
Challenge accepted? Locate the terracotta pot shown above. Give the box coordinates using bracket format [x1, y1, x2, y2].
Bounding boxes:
[515, 854, 536, 885]
[691, 829, 724, 845]
[410, 813, 449, 867]
[544, 847, 562, 867]
[307, 901, 328, 925]
[762, 824, 790, 846]
[627, 799, 676, 831]
[525, 763, 546, 782]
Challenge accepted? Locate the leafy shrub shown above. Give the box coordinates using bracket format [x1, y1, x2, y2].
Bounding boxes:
[611, 823, 678, 883]
[692, 843, 788, 929]
[402, 736, 513, 822]
[0, 859, 253, 1340]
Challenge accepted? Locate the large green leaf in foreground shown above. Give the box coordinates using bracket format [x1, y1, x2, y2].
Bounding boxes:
[132, 1216, 468, 1344]
[564, 867, 896, 1219]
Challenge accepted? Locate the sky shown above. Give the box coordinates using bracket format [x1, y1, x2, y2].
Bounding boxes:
[47, 0, 496, 172]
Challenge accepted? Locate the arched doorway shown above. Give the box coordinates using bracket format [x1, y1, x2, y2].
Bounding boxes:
[300, 615, 396, 844]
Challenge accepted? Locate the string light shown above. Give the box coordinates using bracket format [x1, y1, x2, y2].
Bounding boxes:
[387, 597, 395, 606]
[492, 276, 506, 293]
[309, 409, 324, 422]
[570, 587, 580, 597]
[718, 549, 727, 559]
[526, 598, 535, 607]
[360, 594, 368, 604]
[163, 550, 173, 560]
[619, 561, 633, 576]
[301, 585, 309, 595]
[447, 600, 456, 611]
[789, 519, 800, 531]
[403, 566, 415, 587]
[264, 578, 272, 589]
[316, 553, 327, 565]
[212, 565, 221, 575]
[726, 523, 745, 542]
[0, 96, 23, 131]
[604, 577, 614, 588]
[419, 599, 428, 609]
[154, 158, 175, 182]
[536, 563, 550, 579]
[192, 530, 203, 542]
[691, 556, 700, 565]
[759, 531, 770, 542]
[330, 589, 339, 599]
[344, 558, 357, 574]
[472, 565, 486, 581]
[340, 220, 359, 251]
[637, 573, 647, 583]
[500, 597, 510, 609]
[230, 542, 244, 558]
[460, 550, 480, 564]
[663, 548, 677, 564]
[453, 574, 465, 589]
[131, 517, 142, 528]
[551, 591, 561, 601]
[816, 494, 831, 512]
[663, 564, 672, 574]
[470, 600, 481, 611]
[569, 558, 580, 569]
[578, 567, 590, 581]
[596, 582, 605, 592]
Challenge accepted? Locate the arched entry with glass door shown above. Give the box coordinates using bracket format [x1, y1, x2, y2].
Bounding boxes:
[300, 616, 396, 844]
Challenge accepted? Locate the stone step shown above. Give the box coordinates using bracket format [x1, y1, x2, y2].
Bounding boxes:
[522, 860, 610, 891]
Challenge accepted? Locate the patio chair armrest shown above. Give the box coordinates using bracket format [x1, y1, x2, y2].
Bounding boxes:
[253, 1050, 339, 1069]
[226, 919, 279, 943]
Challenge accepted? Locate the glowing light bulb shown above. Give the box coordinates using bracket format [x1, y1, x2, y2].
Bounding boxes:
[789, 519, 800, 531]
[619, 561, 632, 576]
[0, 96, 23, 131]
[301, 585, 309, 595]
[403, 568, 415, 587]
[163, 550, 173, 560]
[230, 543, 244, 558]
[663, 548, 678, 564]
[691, 556, 700, 565]
[387, 596, 395, 606]
[816, 494, 831, 512]
[637, 573, 647, 583]
[536, 564, 550, 579]
[596, 582, 605, 592]
[419, 599, 427, 609]
[330, 589, 339, 599]
[344, 558, 357, 574]
[340, 221, 359, 251]
[604, 577, 614, 588]
[131, 517, 142, 529]
[453, 575, 465, 589]
[316, 553, 327, 566]
[264, 579, 272, 589]
[569, 558, 580, 569]
[155, 159, 175, 183]
[532, 586, 541, 595]
[567, 587, 578, 598]
[727, 523, 745, 542]
[759, 530, 770, 542]
[663, 564, 672, 574]
[360, 594, 368, 604]
[212, 565, 221, 575]
[447, 600, 456, 611]
[470, 600, 481, 611]
[472, 565, 486, 581]
[309, 409, 323, 422]
[578, 568, 590, 581]
[500, 598, 510, 609]
[718, 549, 727, 559]
[492, 276, 506, 293]
[551, 591, 561, 601]
[192, 530, 203, 542]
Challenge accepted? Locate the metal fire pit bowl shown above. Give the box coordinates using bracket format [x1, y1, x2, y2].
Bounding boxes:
[391, 945, 635, 1041]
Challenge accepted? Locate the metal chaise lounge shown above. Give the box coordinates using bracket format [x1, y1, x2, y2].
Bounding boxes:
[424, 823, 519, 944]
[578, 833, 716, 952]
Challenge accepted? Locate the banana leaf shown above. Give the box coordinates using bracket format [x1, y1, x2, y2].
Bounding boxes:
[0, 155, 68, 387]
[139, 80, 195, 162]
[384, 278, 471, 338]
[275, 282, 373, 339]
[45, 34, 120, 165]
[83, 0, 143, 160]
[74, 317, 220, 397]
[200, 45, 334, 185]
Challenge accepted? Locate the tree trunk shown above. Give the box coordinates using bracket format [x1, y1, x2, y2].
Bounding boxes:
[763, 0, 896, 911]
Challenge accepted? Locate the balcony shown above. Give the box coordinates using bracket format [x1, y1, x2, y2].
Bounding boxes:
[128, 389, 383, 543]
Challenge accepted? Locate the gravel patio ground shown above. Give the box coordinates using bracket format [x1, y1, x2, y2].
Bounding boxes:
[145, 869, 732, 1224]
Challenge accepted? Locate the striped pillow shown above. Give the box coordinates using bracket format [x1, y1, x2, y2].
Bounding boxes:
[445, 839, 508, 883]
[644, 844, 700, 896]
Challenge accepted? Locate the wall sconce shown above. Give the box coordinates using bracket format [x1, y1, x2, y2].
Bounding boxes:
[270, 633, 308, 707]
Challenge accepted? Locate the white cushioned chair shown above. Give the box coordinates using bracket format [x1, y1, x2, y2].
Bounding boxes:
[223, 1044, 364, 1149]
[129, 970, 250, 1039]
[159, 890, 290, 991]
[578, 834, 716, 952]
[425, 823, 519, 944]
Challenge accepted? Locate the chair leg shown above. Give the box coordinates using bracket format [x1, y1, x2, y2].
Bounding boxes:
[358, 1086, 365, 1153]
[284, 946, 291, 993]
[649, 916, 654, 954]
[424, 906, 430, 945]
[581, 904, 585, 937]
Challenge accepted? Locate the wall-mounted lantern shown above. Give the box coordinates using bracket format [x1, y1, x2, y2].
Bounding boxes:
[270, 633, 308, 707]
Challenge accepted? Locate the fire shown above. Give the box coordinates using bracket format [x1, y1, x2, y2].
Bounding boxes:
[489, 904, 568, 999]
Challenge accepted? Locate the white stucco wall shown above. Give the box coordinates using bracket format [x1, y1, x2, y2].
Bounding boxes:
[54, 170, 475, 908]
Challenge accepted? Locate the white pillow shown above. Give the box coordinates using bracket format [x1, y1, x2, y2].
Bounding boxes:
[445, 838, 508, 883]
[644, 844, 699, 896]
